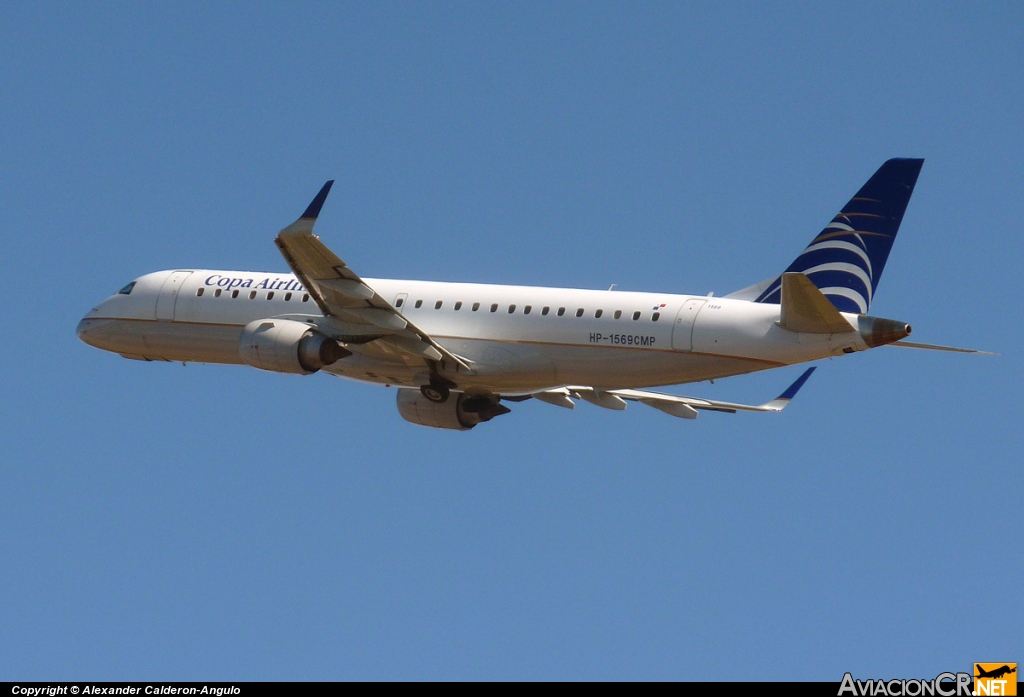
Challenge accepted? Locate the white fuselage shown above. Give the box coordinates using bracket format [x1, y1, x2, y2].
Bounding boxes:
[78, 269, 873, 393]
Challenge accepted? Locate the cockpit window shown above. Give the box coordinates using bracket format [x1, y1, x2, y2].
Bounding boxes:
[118, 281, 136, 295]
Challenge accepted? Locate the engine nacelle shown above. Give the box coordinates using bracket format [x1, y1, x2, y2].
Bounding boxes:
[239, 319, 351, 374]
[396, 389, 511, 430]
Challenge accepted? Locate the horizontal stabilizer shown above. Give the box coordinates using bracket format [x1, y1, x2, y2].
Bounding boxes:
[779, 273, 856, 334]
[890, 340, 996, 356]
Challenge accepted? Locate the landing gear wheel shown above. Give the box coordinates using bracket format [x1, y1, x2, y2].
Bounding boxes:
[421, 383, 450, 403]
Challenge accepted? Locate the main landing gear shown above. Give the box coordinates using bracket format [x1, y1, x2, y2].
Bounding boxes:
[420, 381, 451, 403]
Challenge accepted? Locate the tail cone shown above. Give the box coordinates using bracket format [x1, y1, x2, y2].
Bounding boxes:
[858, 316, 912, 348]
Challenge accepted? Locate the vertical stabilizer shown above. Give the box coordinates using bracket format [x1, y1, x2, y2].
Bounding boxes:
[753, 159, 924, 313]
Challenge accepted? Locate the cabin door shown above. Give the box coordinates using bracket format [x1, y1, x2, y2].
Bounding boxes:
[156, 271, 193, 321]
[671, 299, 706, 351]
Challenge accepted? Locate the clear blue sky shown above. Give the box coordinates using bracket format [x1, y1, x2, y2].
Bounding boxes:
[1, 2, 1021, 680]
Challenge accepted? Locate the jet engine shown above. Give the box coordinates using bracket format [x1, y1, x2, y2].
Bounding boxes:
[239, 319, 351, 374]
[396, 389, 511, 430]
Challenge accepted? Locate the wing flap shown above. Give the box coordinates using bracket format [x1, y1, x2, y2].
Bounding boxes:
[534, 388, 575, 409]
[638, 398, 699, 419]
[573, 388, 627, 411]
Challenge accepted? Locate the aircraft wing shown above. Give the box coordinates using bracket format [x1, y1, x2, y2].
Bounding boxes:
[530, 367, 816, 419]
[274, 181, 472, 371]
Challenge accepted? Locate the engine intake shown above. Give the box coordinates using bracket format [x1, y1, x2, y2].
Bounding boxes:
[239, 319, 351, 374]
[396, 389, 510, 430]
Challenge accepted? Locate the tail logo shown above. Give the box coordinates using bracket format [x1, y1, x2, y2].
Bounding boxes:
[755, 214, 884, 314]
[754, 159, 924, 315]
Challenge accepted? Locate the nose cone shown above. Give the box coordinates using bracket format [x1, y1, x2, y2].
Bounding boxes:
[76, 316, 95, 345]
[76, 304, 104, 347]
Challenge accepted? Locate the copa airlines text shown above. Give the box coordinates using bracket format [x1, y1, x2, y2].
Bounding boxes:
[77, 159, 985, 430]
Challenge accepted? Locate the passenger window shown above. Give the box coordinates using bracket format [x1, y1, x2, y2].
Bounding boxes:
[415, 299, 423, 308]
[632, 311, 641, 320]
[196, 288, 204, 297]
[395, 297, 404, 307]
[557, 307, 565, 316]
[285, 292, 292, 301]
[576, 308, 584, 317]
[267, 292, 274, 300]
[249, 291, 257, 299]
[117, 281, 136, 295]
[595, 309, 603, 318]
[524, 305, 532, 315]
[435, 300, 442, 309]
[542, 306, 550, 315]
[232, 290, 239, 298]
[302, 294, 309, 302]
[455, 301, 462, 310]
[652, 312, 660, 321]
[215, 289, 222, 297]
[614, 310, 622, 319]
[508, 304, 516, 313]
[490, 303, 498, 312]
[472, 302, 480, 311]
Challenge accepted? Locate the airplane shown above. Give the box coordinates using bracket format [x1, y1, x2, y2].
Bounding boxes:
[975, 665, 1016, 680]
[77, 158, 988, 430]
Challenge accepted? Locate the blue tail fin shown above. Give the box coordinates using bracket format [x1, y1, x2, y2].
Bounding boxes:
[754, 158, 924, 313]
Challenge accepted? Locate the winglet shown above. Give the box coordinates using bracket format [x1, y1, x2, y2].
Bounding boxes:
[301, 180, 335, 220]
[762, 367, 816, 411]
[279, 181, 335, 237]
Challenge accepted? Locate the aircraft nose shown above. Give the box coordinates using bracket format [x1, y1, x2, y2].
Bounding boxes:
[76, 315, 99, 345]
